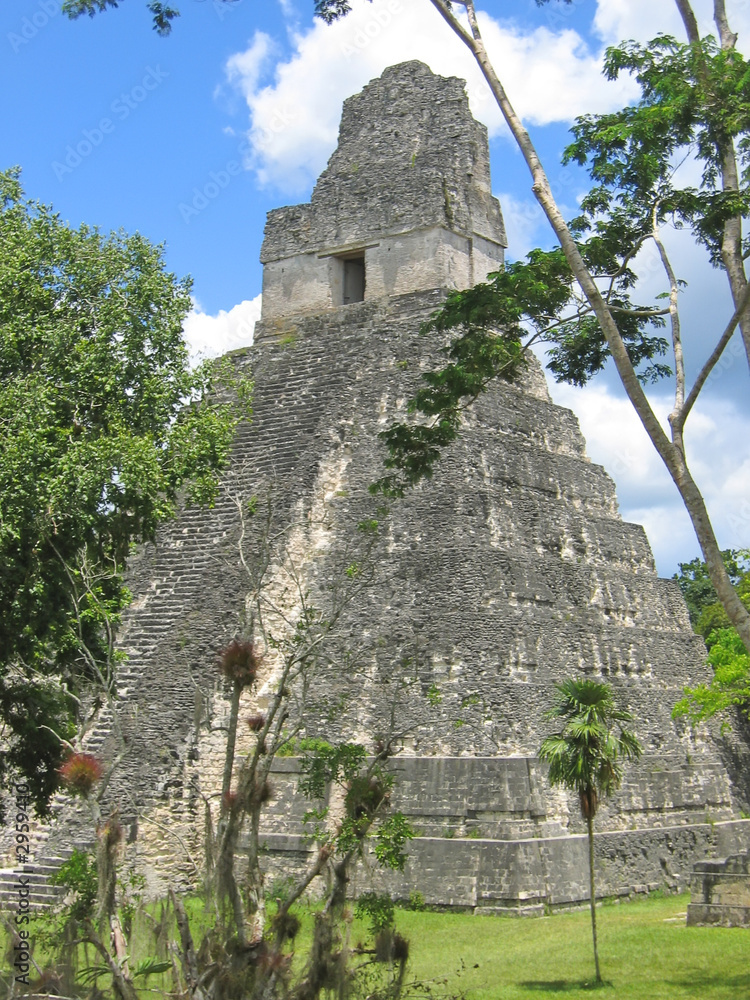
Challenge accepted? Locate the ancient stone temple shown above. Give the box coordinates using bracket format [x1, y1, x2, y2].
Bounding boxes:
[5, 60, 749, 913]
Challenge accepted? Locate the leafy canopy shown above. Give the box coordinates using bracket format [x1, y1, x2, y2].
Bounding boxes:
[673, 629, 750, 724]
[673, 549, 750, 632]
[672, 551, 750, 723]
[371, 245, 669, 498]
[539, 678, 642, 820]
[566, 35, 750, 265]
[62, 0, 180, 35]
[0, 168, 244, 813]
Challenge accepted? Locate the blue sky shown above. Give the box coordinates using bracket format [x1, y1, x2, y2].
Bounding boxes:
[3, 0, 749, 575]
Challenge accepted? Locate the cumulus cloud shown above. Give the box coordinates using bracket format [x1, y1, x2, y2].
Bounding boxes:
[225, 0, 637, 193]
[594, 0, 750, 51]
[225, 32, 277, 97]
[592, 0, 684, 45]
[549, 381, 750, 575]
[182, 295, 262, 360]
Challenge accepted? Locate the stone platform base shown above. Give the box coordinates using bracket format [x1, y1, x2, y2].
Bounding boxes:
[259, 822, 750, 914]
[253, 756, 750, 912]
[687, 850, 750, 926]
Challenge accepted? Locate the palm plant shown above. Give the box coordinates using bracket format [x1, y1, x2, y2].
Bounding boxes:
[539, 678, 642, 984]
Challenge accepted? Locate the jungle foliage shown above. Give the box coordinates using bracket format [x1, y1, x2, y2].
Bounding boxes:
[0, 168, 246, 813]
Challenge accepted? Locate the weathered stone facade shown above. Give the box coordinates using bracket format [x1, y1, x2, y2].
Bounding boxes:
[4, 60, 749, 913]
[260, 61, 506, 321]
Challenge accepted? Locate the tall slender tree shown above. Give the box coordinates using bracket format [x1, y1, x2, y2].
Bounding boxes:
[539, 678, 642, 984]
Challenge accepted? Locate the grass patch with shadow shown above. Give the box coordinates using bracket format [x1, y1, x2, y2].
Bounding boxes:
[395, 893, 750, 1000]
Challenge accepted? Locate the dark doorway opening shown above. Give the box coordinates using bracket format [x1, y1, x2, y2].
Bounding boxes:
[343, 255, 365, 304]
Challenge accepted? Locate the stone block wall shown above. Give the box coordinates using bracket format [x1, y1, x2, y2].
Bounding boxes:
[687, 850, 750, 926]
[253, 756, 750, 914]
[5, 283, 748, 907]
[259, 61, 506, 321]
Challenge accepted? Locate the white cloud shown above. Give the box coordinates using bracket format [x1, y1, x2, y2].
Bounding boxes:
[549, 381, 750, 575]
[225, 0, 637, 193]
[182, 295, 262, 361]
[225, 32, 276, 97]
[592, 0, 683, 45]
[593, 0, 750, 53]
[477, 15, 636, 125]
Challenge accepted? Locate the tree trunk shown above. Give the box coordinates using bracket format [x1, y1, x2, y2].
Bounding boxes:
[676, 0, 750, 369]
[246, 801, 266, 943]
[221, 679, 242, 804]
[86, 923, 140, 1000]
[587, 814, 602, 984]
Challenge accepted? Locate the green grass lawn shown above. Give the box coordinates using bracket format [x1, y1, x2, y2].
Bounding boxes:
[2, 893, 748, 999]
[394, 895, 750, 1000]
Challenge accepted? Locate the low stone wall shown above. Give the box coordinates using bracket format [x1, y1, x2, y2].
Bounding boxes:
[250, 756, 750, 913]
[687, 850, 750, 926]
[258, 820, 750, 915]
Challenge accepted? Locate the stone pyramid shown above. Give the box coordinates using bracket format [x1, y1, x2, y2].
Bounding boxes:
[5, 61, 748, 913]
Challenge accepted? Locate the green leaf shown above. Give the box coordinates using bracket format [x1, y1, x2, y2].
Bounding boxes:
[374, 812, 414, 871]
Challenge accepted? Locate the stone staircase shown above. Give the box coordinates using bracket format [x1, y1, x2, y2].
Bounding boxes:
[0, 493, 245, 909]
[0, 857, 70, 912]
[0, 799, 78, 911]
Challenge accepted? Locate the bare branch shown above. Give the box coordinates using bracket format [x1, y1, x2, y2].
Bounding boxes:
[714, 0, 738, 49]
[651, 204, 686, 428]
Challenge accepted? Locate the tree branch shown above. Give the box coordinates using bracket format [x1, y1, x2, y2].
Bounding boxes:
[674, 0, 700, 43]
[713, 0, 737, 49]
[651, 204, 686, 435]
[424, 0, 750, 651]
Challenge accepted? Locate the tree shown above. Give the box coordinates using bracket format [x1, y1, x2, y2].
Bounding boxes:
[672, 550, 750, 722]
[673, 549, 750, 633]
[0, 168, 245, 814]
[538, 678, 642, 985]
[24, 494, 420, 1000]
[226, 0, 749, 659]
[358, 0, 750, 658]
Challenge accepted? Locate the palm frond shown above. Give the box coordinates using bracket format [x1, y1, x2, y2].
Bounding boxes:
[538, 676, 642, 819]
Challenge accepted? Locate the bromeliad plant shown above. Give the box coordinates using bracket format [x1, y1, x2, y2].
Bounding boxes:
[42, 487, 417, 999]
[539, 678, 642, 984]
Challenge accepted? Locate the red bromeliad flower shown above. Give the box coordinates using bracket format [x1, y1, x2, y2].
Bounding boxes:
[58, 753, 103, 797]
[217, 639, 262, 687]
